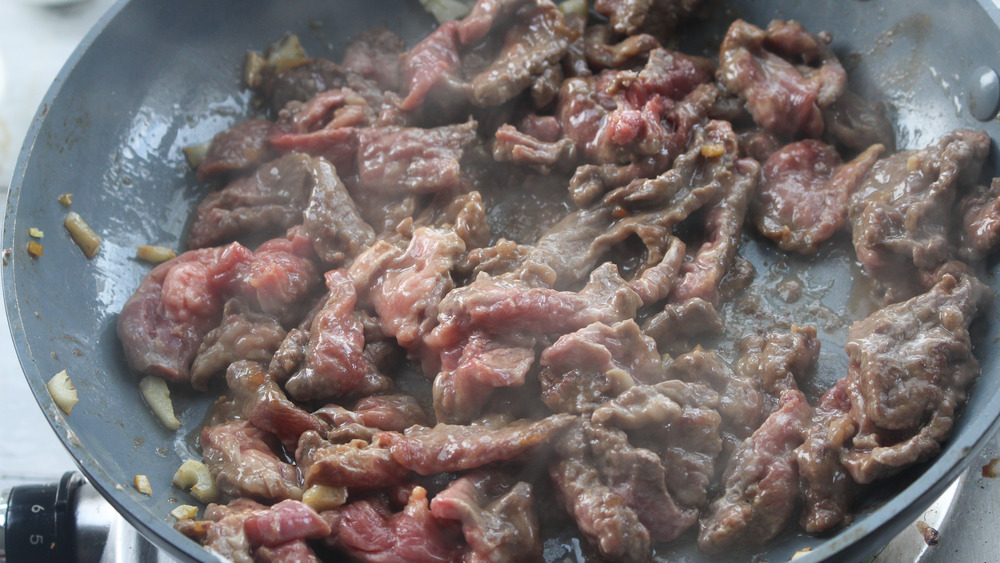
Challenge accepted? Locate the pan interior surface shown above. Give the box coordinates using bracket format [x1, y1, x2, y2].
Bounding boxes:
[4, 1, 1000, 561]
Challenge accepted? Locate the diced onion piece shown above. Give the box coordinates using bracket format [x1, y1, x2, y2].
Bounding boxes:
[134, 474, 153, 496]
[265, 34, 306, 66]
[172, 460, 220, 503]
[27, 241, 43, 258]
[419, 0, 472, 22]
[302, 484, 347, 512]
[170, 505, 199, 521]
[28, 227, 43, 238]
[138, 376, 181, 430]
[64, 212, 101, 259]
[57, 193, 73, 206]
[182, 141, 212, 169]
[46, 370, 78, 415]
[559, 0, 587, 17]
[244, 51, 267, 89]
[136, 245, 177, 264]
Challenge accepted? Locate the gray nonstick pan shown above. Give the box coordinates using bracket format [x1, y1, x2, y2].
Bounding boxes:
[5, 0, 1000, 561]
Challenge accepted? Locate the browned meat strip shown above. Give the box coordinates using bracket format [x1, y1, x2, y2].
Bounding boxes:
[356, 121, 479, 196]
[753, 140, 883, 254]
[196, 119, 275, 182]
[698, 389, 810, 553]
[594, 0, 704, 37]
[430, 471, 542, 563]
[381, 413, 575, 475]
[190, 298, 286, 391]
[849, 129, 990, 301]
[958, 178, 1000, 261]
[842, 272, 992, 483]
[202, 421, 304, 502]
[187, 154, 317, 249]
[540, 320, 662, 414]
[301, 156, 375, 265]
[735, 324, 820, 399]
[314, 394, 431, 433]
[295, 431, 408, 491]
[322, 486, 464, 563]
[642, 297, 723, 349]
[718, 19, 846, 137]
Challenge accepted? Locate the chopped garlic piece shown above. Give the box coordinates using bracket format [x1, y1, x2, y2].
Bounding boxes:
[28, 227, 43, 238]
[303, 484, 347, 512]
[139, 376, 181, 430]
[57, 193, 73, 206]
[46, 370, 78, 415]
[170, 505, 199, 521]
[64, 212, 101, 259]
[701, 144, 725, 158]
[136, 245, 177, 264]
[134, 474, 152, 496]
[27, 241, 43, 258]
[173, 460, 219, 503]
[419, 0, 472, 22]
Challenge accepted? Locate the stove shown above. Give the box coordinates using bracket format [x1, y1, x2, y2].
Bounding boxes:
[1, 1, 1000, 562]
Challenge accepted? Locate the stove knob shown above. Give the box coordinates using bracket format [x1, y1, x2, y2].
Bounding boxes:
[0, 472, 83, 562]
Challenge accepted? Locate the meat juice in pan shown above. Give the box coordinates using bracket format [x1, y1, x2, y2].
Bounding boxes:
[109, 1, 1000, 561]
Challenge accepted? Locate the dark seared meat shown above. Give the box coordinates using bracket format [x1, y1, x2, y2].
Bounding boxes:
[753, 140, 883, 254]
[430, 471, 542, 563]
[718, 19, 846, 138]
[301, 157, 375, 266]
[539, 320, 662, 414]
[187, 154, 318, 249]
[356, 121, 479, 196]
[849, 129, 990, 301]
[295, 430, 408, 491]
[321, 486, 464, 563]
[196, 119, 275, 182]
[258, 58, 371, 116]
[190, 298, 286, 391]
[582, 25, 660, 70]
[795, 377, 857, 533]
[594, 0, 705, 37]
[698, 389, 810, 553]
[202, 421, 304, 502]
[380, 413, 575, 475]
[842, 272, 992, 483]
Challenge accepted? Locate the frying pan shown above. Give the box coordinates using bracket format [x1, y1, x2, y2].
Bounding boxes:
[5, 0, 1000, 561]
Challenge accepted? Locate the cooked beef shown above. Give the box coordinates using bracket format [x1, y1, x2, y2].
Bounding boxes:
[628, 235, 685, 305]
[295, 430, 409, 491]
[198, 499, 266, 563]
[822, 89, 896, 154]
[642, 297, 723, 349]
[188, 154, 320, 249]
[196, 119, 275, 182]
[356, 120, 479, 196]
[225, 237, 321, 325]
[381, 414, 575, 475]
[492, 123, 576, 172]
[301, 157, 375, 265]
[718, 19, 846, 138]
[430, 471, 542, 563]
[118, 245, 236, 383]
[398, 21, 465, 112]
[841, 272, 992, 483]
[698, 389, 810, 553]
[226, 360, 330, 450]
[849, 129, 990, 300]
[539, 320, 662, 414]
[258, 58, 376, 116]
[322, 486, 464, 562]
[795, 377, 857, 533]
[314, 394, 431, 433]
[243, 499, 331, 547]
[253, 540, 321, 563]
[735, 324, 820, 399]
[190, 298, 286, 391]
[202, 421, 304, 502]
[958, 178, 1000, 261]
[753, 140, 883, 254]
[268, 328, 310, 384]
[594, 0, 704, 37]
[342, 27, 407, 91]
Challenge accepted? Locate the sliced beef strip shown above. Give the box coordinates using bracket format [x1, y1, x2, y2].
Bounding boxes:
[628, 235, 685, 305]
[594, 0, 705, 37]
[301, 156, 375, 265]
[548, 421, 650, 562]
[718, 19, 847, 138]
[492, 123, 576, 173]
[539, 319, 662, 414]
[118, 244, 239, 384]
[697, 388, 810, 553]
[190, 298, 287, 391]
[258, 57, 384, 117]
[842, 272, 993, 483]
[356, 120, 479, 196]
[430, 470, 542, 563]
[957, 177, 1000, 261]
[641, 297, 723, 349]
[342, 27, 407, 92]
[593, 379, 723, 508]
[196, 119, 275, 182]
[848, 129, 990, 301]
[225, 360, 330, 451]
[398, 21, 466, 112]
[735, 324, 820, 400]
[242, 499, 331, 548]
[314, 394, 431, 433]
[189, 498, 266, 563]
[795, 377, 857, 533]
[295, 430, 409, 491]
[822, 89, 896, 154]
[187, 153, 319, 249]
[201, 420, 304, 502]
[753, 140, 883, 254]
[380, 413, 575, 475]
[224, 236, 321, 326]
[321, 485, 464, 563]
[582, 24, 661, 69]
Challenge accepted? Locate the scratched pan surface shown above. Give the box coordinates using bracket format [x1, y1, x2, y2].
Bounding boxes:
[4, 0, 1000, 561]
